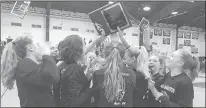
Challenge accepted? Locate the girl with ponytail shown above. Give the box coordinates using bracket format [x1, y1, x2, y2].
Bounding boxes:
[92, 42, 136, 107]
[1, 35, 59, 107]
[117, 27, 150, 107]
[148, 49, 200, 107]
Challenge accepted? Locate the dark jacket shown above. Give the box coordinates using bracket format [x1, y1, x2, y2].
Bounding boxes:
[15, 55, 59, 107]
[143, 73, 165, 107]
[92, 66, 136, 107]
[59, 63, 94, 107]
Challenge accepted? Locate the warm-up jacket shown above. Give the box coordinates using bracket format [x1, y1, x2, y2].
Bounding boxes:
[59, 63, 98, 107]
[15, 55, 60, 107]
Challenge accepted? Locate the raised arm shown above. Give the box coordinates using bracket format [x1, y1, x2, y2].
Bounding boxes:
[84, 36, 106, 55]
[117, 27, 140, 55]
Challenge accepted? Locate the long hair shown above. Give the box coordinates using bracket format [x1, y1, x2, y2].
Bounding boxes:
[58, 35, 83, 64]
[1, 36, 32, 90]
[179, 49, 200, 81]
[135, 46, 151, 79]
[103, 42, 126, 102]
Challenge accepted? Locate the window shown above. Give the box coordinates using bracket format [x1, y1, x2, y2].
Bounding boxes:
[132, 33, 138, 36]
[11, 22, 22, 26]
[32, 24, 42, 28]
[53, 26, 62, 30]
[71, 28, 78, 31]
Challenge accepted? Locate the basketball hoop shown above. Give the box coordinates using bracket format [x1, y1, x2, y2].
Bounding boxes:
[11, 1, 31, 19]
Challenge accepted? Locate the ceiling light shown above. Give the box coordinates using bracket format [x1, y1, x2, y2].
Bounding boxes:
[143, 6, 151, 11]
[109, 1, 114, 4]
[171, 11, 178, 15]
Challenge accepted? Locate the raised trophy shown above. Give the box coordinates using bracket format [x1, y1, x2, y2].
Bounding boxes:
[89, 2, 132, 36]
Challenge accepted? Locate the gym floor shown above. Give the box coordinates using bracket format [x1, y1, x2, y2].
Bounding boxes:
[1, 76, 205, 107]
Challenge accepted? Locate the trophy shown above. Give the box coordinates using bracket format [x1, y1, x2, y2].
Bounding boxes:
[89, 2, 132, 36]
[11, 1, 31, 19]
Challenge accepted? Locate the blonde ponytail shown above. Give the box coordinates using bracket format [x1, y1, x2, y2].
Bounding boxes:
[1, 42, 19, 90]
[135, 46, 151, 79]
[103, 46, 125, 103]
[180, 49, 200, 82]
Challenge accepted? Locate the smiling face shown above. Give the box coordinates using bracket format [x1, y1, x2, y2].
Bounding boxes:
[149, 55, 161, 75]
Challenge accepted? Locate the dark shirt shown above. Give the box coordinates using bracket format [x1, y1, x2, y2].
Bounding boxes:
[92, 66, 136, 107]
[15, 55, 59, 107]
[158, 72, 194, 107]
[59, 63, 93, 107]
[144, 73, 165, 107]
[133, 70, 149, 107]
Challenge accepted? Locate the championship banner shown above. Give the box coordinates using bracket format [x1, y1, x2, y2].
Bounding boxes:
[11, 1, 31, 19]
[89, 2, 132, 36]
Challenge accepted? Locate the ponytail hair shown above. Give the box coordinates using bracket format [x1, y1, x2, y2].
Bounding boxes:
[135, 46, 151, 79]
[1, 36, 32, 90]
[179, 49, 200, 81]
[1, 42, 19, 90]
[103, 42, 126, 102]
[190, 56, 200, 81]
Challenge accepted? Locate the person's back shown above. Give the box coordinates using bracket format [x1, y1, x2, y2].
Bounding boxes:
[1, 36, 59, 107]
[15, 56, 56, 107]
[92, 66, 136, 107]
[91, 42, 136, 107]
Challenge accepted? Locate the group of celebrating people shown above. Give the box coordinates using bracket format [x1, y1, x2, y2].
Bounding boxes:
[1, 26, 200, 107]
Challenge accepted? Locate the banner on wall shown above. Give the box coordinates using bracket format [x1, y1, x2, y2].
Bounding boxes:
[191, 47, 198, 54]
[162, 38, 170, 45]
[163, 29, 171, 37]
[154, 28, 162, 36]
[184, 40, 191, 46]
[192, 32, 199, 40]
[178, 44, 184, 49]
[184, 31, 191, 39]
[178, 31, 184, 38]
